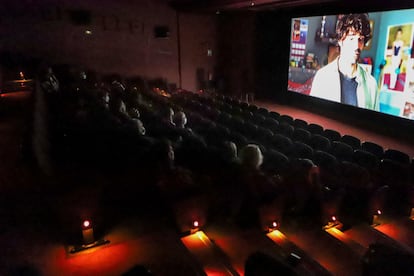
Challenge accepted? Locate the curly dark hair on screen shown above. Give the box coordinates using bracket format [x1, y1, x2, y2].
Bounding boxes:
[336, 13, 371, 43]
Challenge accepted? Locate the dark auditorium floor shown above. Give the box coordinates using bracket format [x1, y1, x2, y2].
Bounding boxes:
[0, 91, 205, 275]
[1, 91, 414, 276]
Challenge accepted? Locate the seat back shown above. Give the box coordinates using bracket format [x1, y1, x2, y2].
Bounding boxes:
[293, 118, 308, 129]
[361, 141, 384, 158]
[291, 141, 314, 160]
[341, 134, 361, 149]
[353, 149, 379, 171]
[292, 128, 311, 144]
[323, 129, 341, 142]
[383, 149, 410, 165]
[307, 123, 324, 135]
[330, 141, 354, 162]
[309, 134, 331, 152]
[279, 114, 294, 125]
[270, 134, 293, 155]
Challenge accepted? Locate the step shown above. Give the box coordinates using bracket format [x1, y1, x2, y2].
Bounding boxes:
[181, 230, 239, 276]
[267, 229, 332, 276]
[281, 227, 363, 275]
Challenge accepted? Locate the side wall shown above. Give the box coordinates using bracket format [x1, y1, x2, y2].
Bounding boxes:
[0, 0, 217, 92]
[216, 12, 256, 98]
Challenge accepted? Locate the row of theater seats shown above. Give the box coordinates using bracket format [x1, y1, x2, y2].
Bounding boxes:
[144, 90, 414, 273]
[169, 91, 414, 221]
[175, 91, 411, 164]
[37, 70, 414, 274]
[43, 66, 414, 233]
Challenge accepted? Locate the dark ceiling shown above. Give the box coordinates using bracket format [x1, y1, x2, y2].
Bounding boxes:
[169, 0, 340, 12]
[169, 0, 414, 13]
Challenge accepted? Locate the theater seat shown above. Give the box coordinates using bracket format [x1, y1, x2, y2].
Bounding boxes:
[270, 134, 293, 155]
[231, 107, 244, 117]
[242, 122, 259, 139]
[228, 131, 248, 147]
[341, 134, 361, 150]
[292, 128, 311, 144]
[253, 114, 267, 126]
[323, 129, 341, 142]
[279, 114, 294, 125]
[379, 158, 411, 215]
[247, 104, 259, 113]
[338, 161, 372, 223]
[264, 119, 280, 135]
[279, 122, 294, 137]
[309, 134, 331, 152]
[232, 117, 245, 133]
[379, 159, 411, 185]
[383, 149, 411, 165]
[362, 242, 414, 276]
[361, 141, 384, 158]
[256, 107, 269, 116]
[313, 150, 341, 190]
[291, 141, 314, 160]
[218, 112, 233, 126]
[330, 141, 354, 162]
[293, 118, 308, 129]
[262, 148, 289, 175]
[242, 111, 254, 121]
[269, 111, 280, 120]
[369, 185, 390, 217]
[262, 117, 280, 129]
[240, 101, 249, 110]
[255, 126, 274, 145]
[353, 149, 379, 172]
[307, 123, 324, 135]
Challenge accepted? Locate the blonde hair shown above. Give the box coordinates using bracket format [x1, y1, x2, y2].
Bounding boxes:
[239, 144, 263, 169]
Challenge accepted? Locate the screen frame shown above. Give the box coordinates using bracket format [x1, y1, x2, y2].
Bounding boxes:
[279, 3, 414, 144]
[287, 8, 414, 122]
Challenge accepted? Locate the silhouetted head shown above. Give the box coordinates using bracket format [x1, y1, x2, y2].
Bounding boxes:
[174, 111, 187, 128]
[160, 106, 175, 124]
[131, 118, 146, 135]
[239, 144, 263, 169]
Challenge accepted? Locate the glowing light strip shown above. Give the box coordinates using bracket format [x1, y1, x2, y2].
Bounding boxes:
[266, 229, 287, 244]
[181, 231, 236, 276]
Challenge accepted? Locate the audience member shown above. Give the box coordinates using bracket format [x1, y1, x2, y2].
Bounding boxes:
[40, 66, 59, 94]
[207, 140, 241, 223]
[110, 80, 127, 101]
[130, 118, 146, 136]
[128, 107, 141, 119]
[282, 158, 323, 225]
[222, 141, 238, 163]
[173, 111, 188, 128]
[235, 144, 280, 227]
[97, 89, 110, 110]
[109, 97, 129, 122]
[160, 106, 176, 126]
[154, 140, 197, 201]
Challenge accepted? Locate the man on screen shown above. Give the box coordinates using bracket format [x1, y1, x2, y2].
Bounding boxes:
[310, 13, 379, 110]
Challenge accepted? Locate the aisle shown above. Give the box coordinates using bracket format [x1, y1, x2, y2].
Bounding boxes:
[0, 91, 35, 191]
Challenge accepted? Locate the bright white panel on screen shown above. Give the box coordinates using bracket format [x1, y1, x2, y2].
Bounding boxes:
[288, 8, 414, 120]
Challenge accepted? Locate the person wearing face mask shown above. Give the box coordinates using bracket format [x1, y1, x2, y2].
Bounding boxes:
[310, 14, 379, 110]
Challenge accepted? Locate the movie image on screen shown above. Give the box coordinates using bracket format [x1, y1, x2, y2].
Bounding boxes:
[288, 9, 414, 120]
